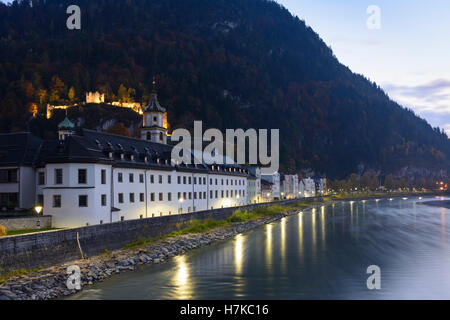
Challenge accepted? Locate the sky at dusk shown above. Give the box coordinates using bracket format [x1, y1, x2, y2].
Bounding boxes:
[1, 0, 449, 133]
[277, 0, 450, 134]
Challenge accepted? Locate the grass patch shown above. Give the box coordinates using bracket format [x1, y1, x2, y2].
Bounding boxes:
[123, 201, 319, 250]
[0, 266, 43, 282]
[168, 219, 229, 237]
[6, 228, 60, 236]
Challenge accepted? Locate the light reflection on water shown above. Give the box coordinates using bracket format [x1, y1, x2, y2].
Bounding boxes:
[69, 196, 450, 300]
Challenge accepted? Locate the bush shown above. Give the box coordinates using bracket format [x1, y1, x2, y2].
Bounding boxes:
[0, 225, 6, 236]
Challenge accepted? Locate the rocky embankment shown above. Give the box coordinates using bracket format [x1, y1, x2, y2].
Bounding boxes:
[0, 210, 298, 300]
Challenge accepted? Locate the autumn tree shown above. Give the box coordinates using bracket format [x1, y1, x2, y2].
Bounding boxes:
[68, 86, 76, 103]
[105, 122, 131, 137]
[49, 76, 65, 103]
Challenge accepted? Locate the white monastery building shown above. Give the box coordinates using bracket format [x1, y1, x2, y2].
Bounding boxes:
[0, 88, 249, 228]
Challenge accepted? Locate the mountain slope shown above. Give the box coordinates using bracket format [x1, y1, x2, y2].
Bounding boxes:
[0, 0, 448, 179]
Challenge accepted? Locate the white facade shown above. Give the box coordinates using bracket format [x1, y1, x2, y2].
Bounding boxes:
[41, 163, 247, 228]
[0, 166, 36, 210]
[281, 174, 298, 199]
[261, 172, 280, 199]
[246, 167, 261, 204]
[300, 178, 316, 198]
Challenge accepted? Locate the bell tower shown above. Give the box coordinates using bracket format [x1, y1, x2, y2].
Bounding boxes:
[140, 79, 168, 144]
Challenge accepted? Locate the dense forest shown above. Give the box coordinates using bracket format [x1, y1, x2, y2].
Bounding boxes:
[0, 0, 449, 179]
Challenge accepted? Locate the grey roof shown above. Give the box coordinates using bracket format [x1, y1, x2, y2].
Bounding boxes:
[143, 93, 166, 113]
[0, 130, 248, 177]
[0, 132, 42, 166]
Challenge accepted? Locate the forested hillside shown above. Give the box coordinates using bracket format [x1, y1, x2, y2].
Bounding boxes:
[0, 0, 448, 179]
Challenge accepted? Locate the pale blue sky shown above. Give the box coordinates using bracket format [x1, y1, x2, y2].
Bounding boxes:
[277, 0, 450, 133]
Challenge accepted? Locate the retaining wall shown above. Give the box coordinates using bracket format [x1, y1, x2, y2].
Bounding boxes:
[0, 200, 297, 273]
[0, 216, 52, 231]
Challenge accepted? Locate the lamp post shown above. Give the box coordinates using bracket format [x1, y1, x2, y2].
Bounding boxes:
[179, 198, 184, 214]
[34, 205, 43, 215]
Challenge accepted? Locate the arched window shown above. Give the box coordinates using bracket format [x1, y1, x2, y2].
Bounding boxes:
[159, 132, 163, 141]
[146, 132, 151, 140]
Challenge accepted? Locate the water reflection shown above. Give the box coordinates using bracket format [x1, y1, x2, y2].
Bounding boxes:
[320, 206, 326, 249]
[69, 196, 450, 300]
[172, 255, 192, 300]
[311, 208, 317, 256]
[350, 201, 354, 228]
[280, 217, 287, 272]
[441, 208, 446, 246]
[298, 212, 303, 264]
[235, 234, 243, 275]
[265, 224, 273, 273]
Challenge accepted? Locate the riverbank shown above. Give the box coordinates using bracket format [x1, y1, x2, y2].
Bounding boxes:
[0, 205, 305, 300]
[0, 192, 442, 300]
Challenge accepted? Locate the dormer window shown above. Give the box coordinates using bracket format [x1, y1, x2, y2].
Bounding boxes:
[109, 152, 113, 159]
[157, 158, 160, 164]
[131, 155, 135, 161]
[120, 154, 124, 160]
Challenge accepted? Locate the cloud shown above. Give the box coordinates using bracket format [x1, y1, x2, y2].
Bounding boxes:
[331, 36, 383, 47]
[382, 79, 450, 114]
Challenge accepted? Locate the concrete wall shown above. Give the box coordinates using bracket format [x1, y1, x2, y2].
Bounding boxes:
[0, 200, 297, 273]
[0, 216, 52, 231]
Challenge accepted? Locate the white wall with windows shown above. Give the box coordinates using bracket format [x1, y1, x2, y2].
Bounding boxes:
[42, 162, 248, 228]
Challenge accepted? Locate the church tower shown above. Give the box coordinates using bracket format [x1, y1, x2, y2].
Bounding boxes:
[140, 79, 168, 144]
[57, 115, 75, 141]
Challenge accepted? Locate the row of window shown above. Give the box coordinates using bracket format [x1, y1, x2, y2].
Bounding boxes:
[39, 168, 247, 186]
[52, 194, 88, 208]
[117, 173, 245, 186]
[0, 169, 18, 183]
[51, 189, 247, 208]
[117, 189, 246, 204]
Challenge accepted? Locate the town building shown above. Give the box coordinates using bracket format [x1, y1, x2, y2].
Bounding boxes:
[0, 133, 42, 210]
[300, 177, 316, 198]
[261, 172, 280, 200]
[280, 174, 299, 199]
[313, 176, 327, 196]
[0, 88, 249, 228]
[246, 166, 261, 204]
[261, 179, 274, 203]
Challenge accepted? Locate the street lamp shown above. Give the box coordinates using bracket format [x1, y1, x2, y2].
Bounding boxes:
[34, 205, 43, 215]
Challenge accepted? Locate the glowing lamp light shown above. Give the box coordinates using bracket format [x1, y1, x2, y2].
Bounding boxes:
[179, 198, 184, 203]
[34, 205, 43, 215]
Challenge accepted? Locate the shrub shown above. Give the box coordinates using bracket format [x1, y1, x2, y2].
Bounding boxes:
[0, 225, 6, 236]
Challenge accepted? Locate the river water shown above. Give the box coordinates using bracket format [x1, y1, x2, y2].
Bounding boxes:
[69, 196, 450, 300]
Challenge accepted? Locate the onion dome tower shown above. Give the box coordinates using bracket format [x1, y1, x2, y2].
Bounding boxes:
[140, 78, 168, 144]
[57, 116, 75, 141]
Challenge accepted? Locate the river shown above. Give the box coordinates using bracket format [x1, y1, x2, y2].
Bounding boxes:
[69, 196, 450, 299]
